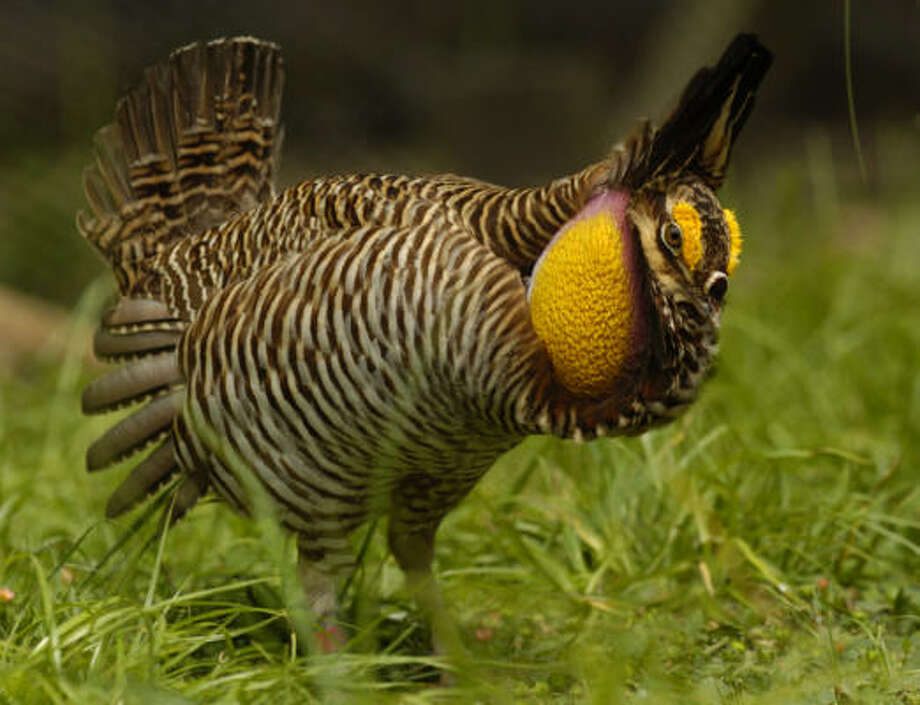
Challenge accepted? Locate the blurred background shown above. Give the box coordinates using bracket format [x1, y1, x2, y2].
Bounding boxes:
[0, 0, 917, 367]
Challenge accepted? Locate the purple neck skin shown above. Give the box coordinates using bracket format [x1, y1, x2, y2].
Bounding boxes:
[578, 188, 631, 225]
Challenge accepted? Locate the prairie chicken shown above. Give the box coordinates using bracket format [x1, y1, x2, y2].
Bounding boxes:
[78, 35, 771, 650]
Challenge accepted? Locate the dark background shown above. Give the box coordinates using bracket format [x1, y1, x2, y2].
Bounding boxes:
[1, 0, 917, 305]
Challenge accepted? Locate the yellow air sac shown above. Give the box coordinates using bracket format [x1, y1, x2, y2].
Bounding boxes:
[528, 192, 641, 398]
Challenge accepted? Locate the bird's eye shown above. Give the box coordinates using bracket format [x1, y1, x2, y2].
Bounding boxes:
[705, 271, 729, 303]
[660, 222, 683, 253]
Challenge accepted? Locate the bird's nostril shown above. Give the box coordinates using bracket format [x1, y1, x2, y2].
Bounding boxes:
[705, 272, 728, 303]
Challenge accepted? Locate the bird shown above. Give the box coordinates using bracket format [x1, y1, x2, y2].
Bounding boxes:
[77, 34, 772, 653]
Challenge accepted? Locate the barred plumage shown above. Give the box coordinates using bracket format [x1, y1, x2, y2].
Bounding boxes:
[77, 35, 771, 651]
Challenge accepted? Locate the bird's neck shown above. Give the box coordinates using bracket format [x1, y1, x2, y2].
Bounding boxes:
[526, 273, 721, 442]
[519, 188, 721, 441]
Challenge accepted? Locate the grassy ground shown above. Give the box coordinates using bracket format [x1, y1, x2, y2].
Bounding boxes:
[1, 145, 919, 703]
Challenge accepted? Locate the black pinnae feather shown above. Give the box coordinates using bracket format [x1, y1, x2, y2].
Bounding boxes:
[627, 34, 773, 189]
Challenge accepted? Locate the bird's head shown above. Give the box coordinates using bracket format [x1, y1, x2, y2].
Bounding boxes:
[527, 34, 769, 411]
[628, 177, 742, 331]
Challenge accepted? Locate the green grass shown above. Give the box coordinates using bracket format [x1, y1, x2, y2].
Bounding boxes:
[2, 151, 920, 703]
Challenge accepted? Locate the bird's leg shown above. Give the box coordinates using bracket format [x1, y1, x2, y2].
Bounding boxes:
[387, 521, 467, 667]
[297, 548, 347, 653]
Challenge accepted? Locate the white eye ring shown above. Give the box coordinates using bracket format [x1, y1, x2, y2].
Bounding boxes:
[660, 222, 683, 253]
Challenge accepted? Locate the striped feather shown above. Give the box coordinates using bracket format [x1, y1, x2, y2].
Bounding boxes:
[123, 166, 606, 320]
[77, 37, 285, 293]
[171, 224, 545, 564]
[74, 35, 771, 606]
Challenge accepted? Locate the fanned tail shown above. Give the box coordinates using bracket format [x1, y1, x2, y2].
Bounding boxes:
[76, 36, 285, 293]
[78, 37, 285, 518]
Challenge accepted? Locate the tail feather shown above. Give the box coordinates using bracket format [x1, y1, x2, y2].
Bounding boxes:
[170, 476, 205, 522]
[86, 390, 183, 472]
[76, 36, 285, 293]
[101, 298, 176, 329]
[82, 352, 182, 414]
[80, 37, 285, 519]
[93, 299, 183, 362]
[93, 328, 183, 361]
[105, 440, 179, 518]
